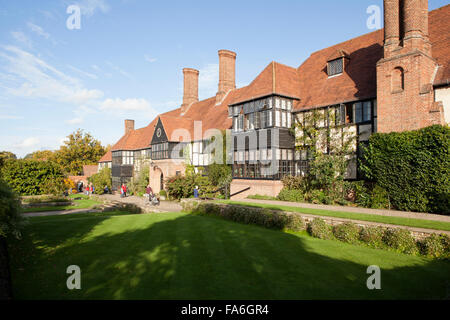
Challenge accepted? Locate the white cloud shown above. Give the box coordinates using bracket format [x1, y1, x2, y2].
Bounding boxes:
[27, 22, 50, 39]
[99, 98, 159, 119]
[0, 115, 23, 120]
[144, 55, 157, 63]
[77, 0, 110, 17]
[106, 61, 133, 80]
[66, 117, 83, 125]
[68, 65, 98, 80]
[198, 63, 219, 98]
[14, 137, 40, 149]
[100, 98, 151, 111]
[0, 45, 104, 105]
[11, 31, 32, 48]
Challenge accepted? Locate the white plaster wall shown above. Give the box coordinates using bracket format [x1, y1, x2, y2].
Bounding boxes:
[435, 86, 450, 124]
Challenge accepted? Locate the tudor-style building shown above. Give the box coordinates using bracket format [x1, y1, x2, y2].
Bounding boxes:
[99, 1, 449, 197]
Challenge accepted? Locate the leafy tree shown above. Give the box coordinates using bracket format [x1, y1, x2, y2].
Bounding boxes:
[88, 168, 112, 194]
[54, 129, 106, 175]
[0, 151, 16, 170]
[24, 150, 55, 162]
[0, 179, 24, 239]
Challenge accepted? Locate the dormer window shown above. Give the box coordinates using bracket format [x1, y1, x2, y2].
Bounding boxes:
[326, 49, 349, 77]
[327, 58, 343, 76]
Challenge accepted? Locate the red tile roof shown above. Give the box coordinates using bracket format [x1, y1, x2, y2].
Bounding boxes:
[98, 150, 112, 162]
[99, 5, 449, 160]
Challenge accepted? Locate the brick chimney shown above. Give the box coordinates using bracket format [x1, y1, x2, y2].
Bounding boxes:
[216, 50, 236, 104]
[181, 68, 199, 114]
[125, 119, 134, 134]
[376, 0, 442, 133]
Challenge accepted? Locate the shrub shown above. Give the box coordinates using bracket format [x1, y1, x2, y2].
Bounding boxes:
[359, 226, 385, 248]
[306, 190, 329, 205]
[166, 173, 216, 200]
[159, 190, 167, 197]
[88, 167, 112, 194]
[41, 177, 66, 196]
[281, 176, 308, 192]
[307, 218, 333, 240]
[0, 179, 24, 239]
[277, 188, 305, 202]
[285, 214, 305, 232]
[1, 159, 64, 196]
[418, 234, 449, 258]
[382, 228, 419, 255]
[360, 125, 450, 214]
[333, 222, 360, 244]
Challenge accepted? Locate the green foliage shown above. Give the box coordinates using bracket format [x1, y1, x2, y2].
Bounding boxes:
[281, 176, 308, 192]
[41, 177, 66, 196]
[359, 226, 385, 249]
[128, 165, 149, 196]
[277, 188, 305, 202]
[21, 196, 71, 204]
[332, 222, 361, 244]
[186, 202, 305, 232]
[360, 125, 450, 214]
[307, 218, 334, 240]
[0, 179, 24, 239]
[159, 190, 167, 197]
[88, 168, 112, 194]
[346, 181, 390, 209]
[1, 159, 64, 196]
[166, 173, 216, 200]
[53, 129, 106, 176]
[382, 228, 419, 255]
[418, 234, 450, 258]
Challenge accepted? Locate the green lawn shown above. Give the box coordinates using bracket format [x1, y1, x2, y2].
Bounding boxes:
[8, 211, 450, 300]
[22, 195, 101, 213]
[218, 200, 450, 232]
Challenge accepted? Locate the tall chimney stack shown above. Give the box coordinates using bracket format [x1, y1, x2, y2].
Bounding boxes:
[216, 50, 236, 104]
[181, 68, 199, 114]
[125, 119, 135, 135]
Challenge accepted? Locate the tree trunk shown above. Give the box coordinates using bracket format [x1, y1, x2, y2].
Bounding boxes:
[0, 237, 13, 300]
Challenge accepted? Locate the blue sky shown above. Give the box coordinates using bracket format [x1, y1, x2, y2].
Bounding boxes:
[0, 0, 448, 157]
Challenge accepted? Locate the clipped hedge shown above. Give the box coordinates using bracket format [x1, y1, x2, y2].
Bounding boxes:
[184, 201, 305, 232]
[361, 125, 450, 214]
[418, 234, 450, 258]
[382, 228, 419, 255]
[359, 226, 385, 249]
[307, 218, 334, 240]
[332, 222, 360, 244]
[277, 188, 305, 202]
[1, 159, 64, 196]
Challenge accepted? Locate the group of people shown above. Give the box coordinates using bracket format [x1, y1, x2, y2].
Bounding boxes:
[85, 183, 95, 196]
[120, 183, 128, 198]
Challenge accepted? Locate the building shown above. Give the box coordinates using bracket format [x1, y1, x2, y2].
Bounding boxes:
[99, 1, 449, 198]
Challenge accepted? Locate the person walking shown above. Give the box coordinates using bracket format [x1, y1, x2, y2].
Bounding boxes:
[194, 186, 199, 199]
[123, 184, 127, 197]
[120, 184, 124, 198]
[146, 184, 153, 204]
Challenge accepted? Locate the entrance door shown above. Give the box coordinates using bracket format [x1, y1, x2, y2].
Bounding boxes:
[160, 173, 164, 191]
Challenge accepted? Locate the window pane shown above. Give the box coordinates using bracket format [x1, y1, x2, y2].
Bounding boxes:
[363, 101, 371, 122]
[355, 102, 362, 123]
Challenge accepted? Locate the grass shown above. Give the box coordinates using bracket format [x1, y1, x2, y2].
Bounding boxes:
[8, 211, 450, 300]
[22, 199, 100, 213]
[22, 194, 102, 213]
[218, 200, 450, 232]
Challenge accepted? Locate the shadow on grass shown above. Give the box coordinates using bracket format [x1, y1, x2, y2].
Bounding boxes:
[8, 212, 450, 300]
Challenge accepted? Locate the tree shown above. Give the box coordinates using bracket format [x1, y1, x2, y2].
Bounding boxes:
[53, 129, 106, 175]
[24, 150, 55, 162]
[0, 152, 16, 170]
[88, 167, 112, 194]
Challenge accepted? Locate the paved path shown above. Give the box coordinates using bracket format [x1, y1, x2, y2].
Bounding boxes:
[233, 199, 450, 223]
[23, 194, 183, 217]
[99, 194, 183, 213]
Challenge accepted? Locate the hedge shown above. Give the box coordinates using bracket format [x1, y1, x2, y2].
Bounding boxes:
[360, 125, 450, 214]
[1, 159, 64, 196]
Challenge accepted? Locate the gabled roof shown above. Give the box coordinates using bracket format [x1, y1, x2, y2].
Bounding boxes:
[99, 150, 112, 162]
[231, 62, 300, 105]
